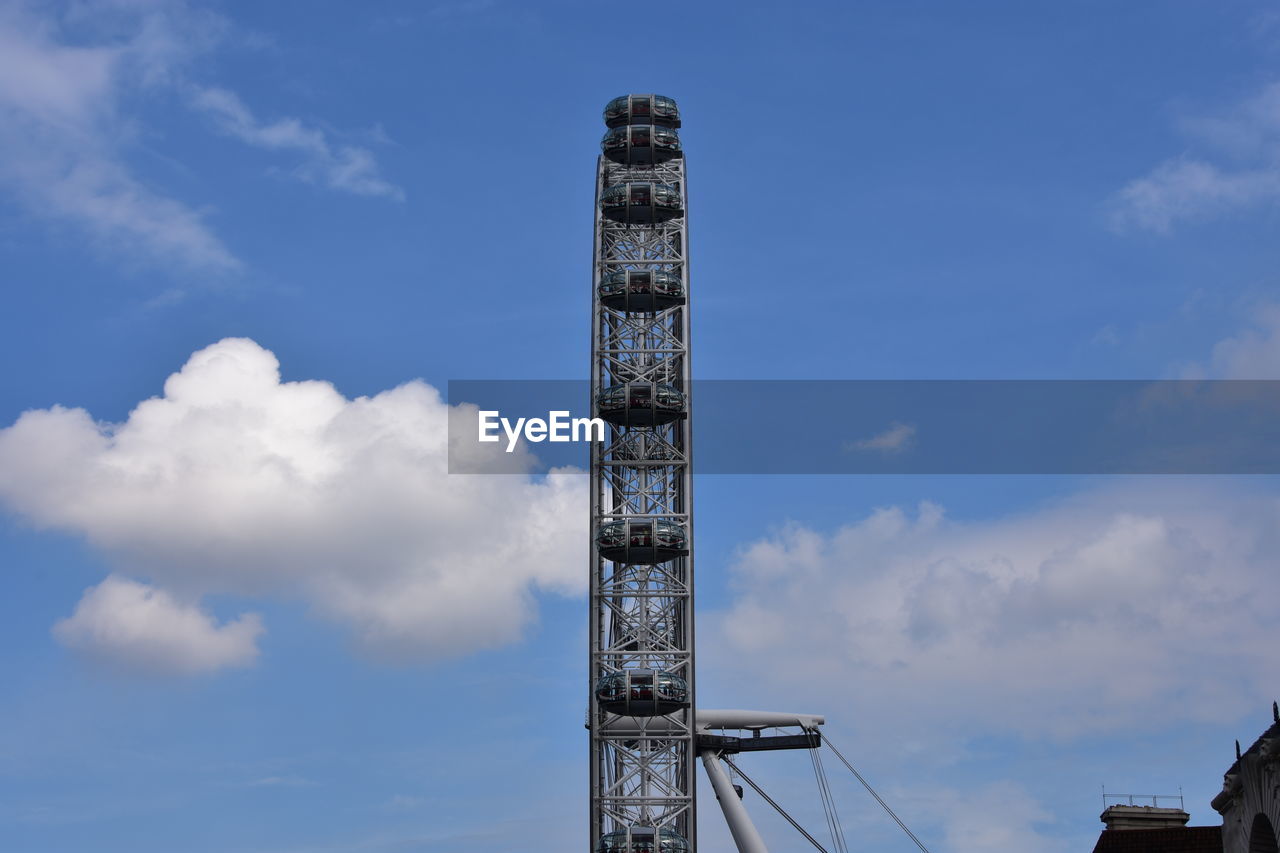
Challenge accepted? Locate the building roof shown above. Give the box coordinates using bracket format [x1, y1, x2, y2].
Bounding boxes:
[1091, 826, 1222, 853]
[1221, 716, 1280, 778]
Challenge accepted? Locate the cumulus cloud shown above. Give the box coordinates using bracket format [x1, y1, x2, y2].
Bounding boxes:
[1109, 82, 1280, 232]
[191, 87, 403, 200]
[703, 484, 1280, 741]
[53, 575, 262, 675]
[0, 338, 586, 671]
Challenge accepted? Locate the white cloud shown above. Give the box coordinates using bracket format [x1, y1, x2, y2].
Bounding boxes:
[1109, 158, 1280, 233]
[0, 2, 239, 271]
[190, 86, 404, 200]
[0, 2, 402, 272]
[845, 421, 915, 454]
[0, 338, 587, 669]
[929, 782, 1062, 853]
[1109, 82, 1280, 232]
[1183, 303, 1280, 378]
[703, 484, 1280, 742]
[52, 575, 262, 675]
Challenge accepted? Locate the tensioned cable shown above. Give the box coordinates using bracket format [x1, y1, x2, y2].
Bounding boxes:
[807, 732, 839, 852]
[807, 731, 848, 853]
[818, 743, 850, 853]
[806, 741, 838, 851]
[721, 755, 829, 853]
[822, 733, 932, 853]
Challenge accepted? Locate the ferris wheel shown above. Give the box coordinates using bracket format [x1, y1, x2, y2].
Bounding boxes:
[587, 95, 928, 853]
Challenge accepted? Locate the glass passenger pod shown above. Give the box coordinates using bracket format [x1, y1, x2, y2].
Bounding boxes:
[596, 381, 686, 426]
[599, 270, 686, 312]
[595, 669, 690, 717]
[603, 94, 681, 129]
[595, 519, 689, 564]
[598, 828, 690, 853]
[600, 182, 683, 225]
[601, 124, 681, 166]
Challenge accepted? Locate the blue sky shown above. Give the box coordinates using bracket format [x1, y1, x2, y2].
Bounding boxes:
[2, 1, 1280, 851]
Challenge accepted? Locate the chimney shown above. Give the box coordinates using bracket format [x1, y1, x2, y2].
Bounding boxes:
[1100, 805, 1192, 830]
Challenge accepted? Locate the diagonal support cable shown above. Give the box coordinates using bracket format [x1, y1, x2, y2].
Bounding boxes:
[822, 733, 932, 853]
[722, 755, 830, 853]
[808, 735, 848, 853]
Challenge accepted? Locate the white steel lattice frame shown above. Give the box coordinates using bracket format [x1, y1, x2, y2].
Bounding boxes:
[589, 152, 696, 849]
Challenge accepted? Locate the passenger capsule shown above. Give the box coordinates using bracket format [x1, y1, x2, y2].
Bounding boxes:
[599, 270, 686, 312]
[596, 669, 690, 716]
[596, 519, 689, 564]
[602, 124, 682, 166]
[596, 382, 685, 426]
[601, 182, 683, 225]
[598, 827, 691, 853]
[603, 94, 681, 129]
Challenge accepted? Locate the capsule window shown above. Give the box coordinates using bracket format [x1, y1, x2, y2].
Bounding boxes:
[603, 94, 680, 129]
[598, 827, 690, 853]
[599, 270, 685, 312]
[595, 670, 691, 716]
[595, 518, 689, 561]
[595, 382, 686, 426]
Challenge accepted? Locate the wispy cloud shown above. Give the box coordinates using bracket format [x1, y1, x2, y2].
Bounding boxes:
[845, 421, 916, 454]
[1109, 82, 1280, 233]
[0, 2, 403, 274]
[380, 794, 431, 812]
[0, 2, 239, 272]
[1181, 302, 1280, 379]
[929, 782, 1063, 853]
[190, 86, 404, 200]
[1109, 158, 1280, 234]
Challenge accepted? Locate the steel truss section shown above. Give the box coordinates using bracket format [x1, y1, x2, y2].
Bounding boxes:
[590, 145, 696, 850]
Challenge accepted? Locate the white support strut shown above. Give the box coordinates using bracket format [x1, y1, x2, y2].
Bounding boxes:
[702, 750, 770, 853]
